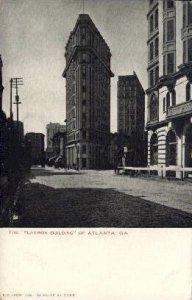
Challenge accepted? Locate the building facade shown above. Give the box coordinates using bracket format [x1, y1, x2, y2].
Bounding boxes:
[25, 132, 45, 165]
[63, 14, 114, 169]
[117, 73, 146, 166]
[146, 0, 192, 178]
[46, 123, 66, 158]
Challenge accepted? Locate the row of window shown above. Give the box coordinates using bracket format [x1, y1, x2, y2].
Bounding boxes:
[163, 90, 176, 113]
[149, 82, 192, 121]
[150, 130, 176, 166]
[150, 125, 192, 167]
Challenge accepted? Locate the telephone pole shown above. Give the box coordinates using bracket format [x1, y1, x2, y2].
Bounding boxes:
[11, 77, 24, 132]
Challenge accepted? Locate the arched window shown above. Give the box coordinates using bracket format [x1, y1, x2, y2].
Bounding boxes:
[166, 130, 177, 166]
[172, 90, 176, 106]
[186, 82, 191, 101]
[150, 94, 158, 121]
[166, 92, 170, 111]
[185, 125, 192, 167]
[150, 133, 158, 165]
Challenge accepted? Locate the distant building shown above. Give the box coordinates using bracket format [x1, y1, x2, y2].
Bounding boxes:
[117, 73, 146, 166]
[146, 0, 192, 178]
[25, 132, 45, 165]
[13, 121, 24, 142]
[46, 123, 66, 158]
[52, 131, 67, 161]
[63, 14, 114, 169]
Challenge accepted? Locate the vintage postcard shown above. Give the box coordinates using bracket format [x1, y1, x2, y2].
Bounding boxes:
[0, 0, 192, 299]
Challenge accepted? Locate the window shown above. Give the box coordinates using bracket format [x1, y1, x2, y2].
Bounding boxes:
[183, 3, 187, 27]
[186, 82, 191, 101]
[155, 37, 159, 57]
[183, 40, 187, 63]
[150, 14, 153, 33]
[167, 19, 174, 41]
[167, 53, 174, 74]
[150, 94, 158, 121]
[82, 53, 86, 63]
[82, 145, 86, 154]
[155, 66, 159, 84]
[166, 130, 177, 166]
[150, 69, 154, 87]
[163, 55, 166, 75]
[188, 2, 192, 25]
[155, 9, 158, 28]
[167, 0, 174, 9]
[163, 23, 165, 43]
[83, 92, 86, 100]
[82, 158, 87, 168]
[166, 92, 170, 111]
[82, 130, 86, 139]
[150, 42, 154, 61]
[163, 97, 166, 112]
[188, 38, 192, 62]
[172, 90, 176, 106]
[150, 133, 158, 165]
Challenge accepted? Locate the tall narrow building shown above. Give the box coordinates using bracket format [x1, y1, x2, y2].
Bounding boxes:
[117, 73, 146, 166]
[117, 72, 145, 138]
[146, 0, 192, 178]
[63, 14, 114, 169]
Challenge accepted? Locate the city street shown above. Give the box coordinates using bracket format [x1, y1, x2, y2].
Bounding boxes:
[12, 166, 192, 227]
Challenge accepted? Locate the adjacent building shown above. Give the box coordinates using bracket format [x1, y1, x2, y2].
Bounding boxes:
[146, 0, 192, 178]
[25, 132, 45, 165]
[117, 73, 146, 166]
[46, 123, 66, 158]
[63, 14, 114, 169]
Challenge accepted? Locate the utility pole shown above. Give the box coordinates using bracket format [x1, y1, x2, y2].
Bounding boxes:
[12, 77, 24, 133]
[10, 79, 13, 120]
[83, 0, 85, 13]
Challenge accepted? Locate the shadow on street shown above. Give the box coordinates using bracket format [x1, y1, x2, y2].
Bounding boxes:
[10, 181, 192, 228]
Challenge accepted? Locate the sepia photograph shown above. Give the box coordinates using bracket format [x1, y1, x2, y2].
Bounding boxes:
[0, 0, 192, 228]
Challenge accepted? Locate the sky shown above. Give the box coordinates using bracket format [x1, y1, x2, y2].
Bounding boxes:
[0, 0, 148, 136]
